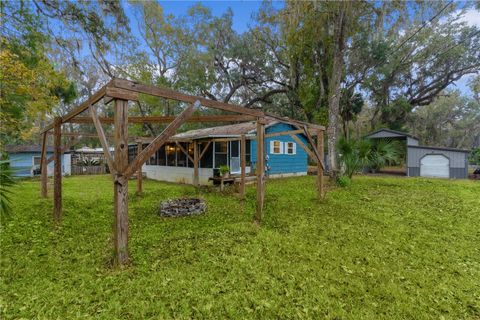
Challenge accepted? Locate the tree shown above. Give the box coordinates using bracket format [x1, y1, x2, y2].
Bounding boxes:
[408, 90, 480, 149]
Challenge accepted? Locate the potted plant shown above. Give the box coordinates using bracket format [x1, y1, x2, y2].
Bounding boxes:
[219, 165, 230, 178]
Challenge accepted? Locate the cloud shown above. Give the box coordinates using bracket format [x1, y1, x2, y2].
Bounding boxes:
[458, 8, 480, 27]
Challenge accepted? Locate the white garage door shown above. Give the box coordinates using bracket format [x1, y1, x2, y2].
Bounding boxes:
[420, 155, 449, 178]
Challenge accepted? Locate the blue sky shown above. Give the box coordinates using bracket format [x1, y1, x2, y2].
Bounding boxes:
[157, 1, 283, 33]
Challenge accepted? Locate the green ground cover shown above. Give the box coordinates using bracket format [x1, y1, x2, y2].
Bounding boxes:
[1, 175, 479, 319]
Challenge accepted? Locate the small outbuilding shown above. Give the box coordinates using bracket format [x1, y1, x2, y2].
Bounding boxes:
[365, 129, 469, 179]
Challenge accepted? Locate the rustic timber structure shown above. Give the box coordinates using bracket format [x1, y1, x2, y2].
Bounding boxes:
[39, 78, 325, 266]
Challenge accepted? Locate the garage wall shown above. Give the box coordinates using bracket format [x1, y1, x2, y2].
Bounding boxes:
[407, 146, 468, 179]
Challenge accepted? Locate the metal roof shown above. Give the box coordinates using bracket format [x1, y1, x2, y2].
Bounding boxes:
[364, 128, 419, 141]
[407, 145, 470, 153]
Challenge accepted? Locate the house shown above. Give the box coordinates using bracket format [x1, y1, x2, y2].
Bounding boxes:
[131, 120, 310, 185]
[4, 145, 114, 177]
[364, 129, 469, 179]
[4, 144, 62, 177]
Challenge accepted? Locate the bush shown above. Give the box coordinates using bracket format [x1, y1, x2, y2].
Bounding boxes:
[336, 175, 351, 187]
[0, 160, 16, 216]
[337, 137, 402, 178]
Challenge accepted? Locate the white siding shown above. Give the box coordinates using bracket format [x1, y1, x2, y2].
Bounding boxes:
[143, 165, 213, 185]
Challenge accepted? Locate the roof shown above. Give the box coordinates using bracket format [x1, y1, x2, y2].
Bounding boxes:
[138, 118, 295, 142]
[364, 128, 419, 141]
[74, 146, 114, 153]
[4, 144, 54, 153]
[407, 145, 470, 153]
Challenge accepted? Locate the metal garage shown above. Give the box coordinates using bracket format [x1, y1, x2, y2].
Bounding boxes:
[407, 145, 469, 179]
[365, 129, 470, 179]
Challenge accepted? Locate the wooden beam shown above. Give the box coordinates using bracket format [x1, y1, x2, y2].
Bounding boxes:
[193, 141, 199, 187]
[199, 141, 212, 161]
[175, 141, 194, 163]
[40, 132, 48, 198]
[136, 142, 143, 194]
[112, 78, 264, 117]
[69, 115, 256, 124]
[41, 83, 109, 133]
[104, 87, 138, 104]
[265, 129, 304, 138]
[90, 105, 116, 174]
[303, 126, 325, 171]
[317, 129, 325, 199]
[255, 120, 265, 223]
[123, 101, 200, 179]
[240, 134, 246, 199]
[113, 99, 130, 266]
[289, 133, 317, 161]
[53, 117, 62, 223]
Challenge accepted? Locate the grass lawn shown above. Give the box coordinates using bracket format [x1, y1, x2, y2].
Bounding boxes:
[1, 175, 479, 319]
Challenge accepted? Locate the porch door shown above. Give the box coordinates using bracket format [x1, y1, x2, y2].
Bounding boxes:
[230, 140, 240, 173]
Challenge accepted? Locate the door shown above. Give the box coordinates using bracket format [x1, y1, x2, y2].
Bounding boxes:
[229, 140, 240, 173]
[420, 154, 449, 178]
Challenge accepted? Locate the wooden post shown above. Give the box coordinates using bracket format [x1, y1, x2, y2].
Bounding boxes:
[53, 117, 62, 223]
[40, 132, 48, 198]
[317, 130, 325, 199]
[136, 142, 143, 194]
[113, 99, 129, 265]
[193, 141, 199, 187]
[240, 135, 246, 199]
[255, 120, 265, 223]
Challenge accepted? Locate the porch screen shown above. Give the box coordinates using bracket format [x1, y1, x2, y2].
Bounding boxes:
[200, 142, 213, 168]
[214, 142, 228, 168]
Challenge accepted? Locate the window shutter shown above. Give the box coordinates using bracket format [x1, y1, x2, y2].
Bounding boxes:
[270, 140, 274, 154]
[292, 143, 297, 155]
[279, 141, 284, 154]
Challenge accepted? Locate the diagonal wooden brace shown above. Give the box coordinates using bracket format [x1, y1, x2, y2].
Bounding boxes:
[123, 100, 201, 178]
[90, 104, 117, 174]
[302, 126, 325, 171]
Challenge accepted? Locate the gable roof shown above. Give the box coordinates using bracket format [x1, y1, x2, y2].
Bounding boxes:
[364, 128, 419, 141]
[4, 144, 54, 153]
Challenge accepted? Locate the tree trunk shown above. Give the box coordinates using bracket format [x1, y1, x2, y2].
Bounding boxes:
[327, 2, 349, 178]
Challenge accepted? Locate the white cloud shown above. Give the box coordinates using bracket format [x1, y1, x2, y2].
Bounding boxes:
[458, 8, 480, 27]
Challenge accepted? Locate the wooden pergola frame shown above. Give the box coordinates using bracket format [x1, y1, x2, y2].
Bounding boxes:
[39, 78, 325, 266]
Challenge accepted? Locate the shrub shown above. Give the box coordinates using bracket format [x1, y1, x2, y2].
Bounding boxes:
[337, 137, 402, 178]
[0, 160, 16, 216]
[336, 175, 351, 187]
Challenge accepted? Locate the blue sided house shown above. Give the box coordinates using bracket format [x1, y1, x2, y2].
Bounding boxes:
[137, 120, 310, 185]
[4, 144, 68, 177]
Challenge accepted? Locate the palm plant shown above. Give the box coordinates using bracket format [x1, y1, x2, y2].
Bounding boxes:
[337, 138, 372, 178]
[337, 138, 402, 178]
[368, 140, 403, 172]
[0, 160, 16, 216]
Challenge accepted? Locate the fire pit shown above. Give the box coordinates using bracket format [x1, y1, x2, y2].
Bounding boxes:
[159, 198, 206, 217]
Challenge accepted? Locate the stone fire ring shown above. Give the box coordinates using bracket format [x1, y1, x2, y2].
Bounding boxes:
[159, 198, 206, 217]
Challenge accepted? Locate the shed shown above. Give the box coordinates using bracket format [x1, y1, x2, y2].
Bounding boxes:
[407, 145, 469, 179]
[4, 144, 60, 177]
[365, 129, 469, 179]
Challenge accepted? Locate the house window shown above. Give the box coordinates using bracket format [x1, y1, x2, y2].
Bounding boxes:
[285, 142, 296, 155]
[270, 140, 283, 154]
[33, 156, 41, 166]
